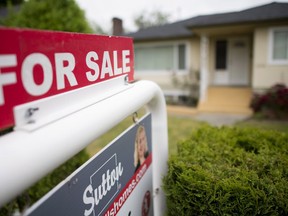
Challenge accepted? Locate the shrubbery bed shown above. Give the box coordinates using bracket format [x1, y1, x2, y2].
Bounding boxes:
[163, 126, 288, 215]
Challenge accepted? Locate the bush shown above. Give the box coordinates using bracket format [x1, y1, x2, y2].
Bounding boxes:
[2, 0, 93, 33]
[250, 84, 288, 119]
[163, 126, 288, 215]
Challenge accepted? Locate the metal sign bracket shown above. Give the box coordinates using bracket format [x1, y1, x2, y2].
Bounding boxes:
[13, 75, 132, 131]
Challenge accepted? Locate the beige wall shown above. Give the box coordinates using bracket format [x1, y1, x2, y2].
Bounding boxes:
[190, 37, 200, 72]
[253, 26, 288, 90]
[134, 38, 198, 95]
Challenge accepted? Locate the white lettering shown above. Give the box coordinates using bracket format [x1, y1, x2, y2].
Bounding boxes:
[94, 184, 103, 206]
[0, 55, 17, 105]
[86, 51, 100, 82]
[122, 50, 130, 73]
[110, 169, 116, 186]
[102, 173, 108, 196]
[113, 51, 122, 75]
[83, 185, 94, 216]
[83, 162, 124, 215]
[1, 49, 131, 106]
[55, 53, 77, 90]
[106, 169, 111, 191]
[100, 51, 113, 79]
[117, 162, 123, 176]
[22, 53, 53, 96]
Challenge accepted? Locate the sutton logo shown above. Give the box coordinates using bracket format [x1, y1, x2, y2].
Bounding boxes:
[82, 154, 123, 216]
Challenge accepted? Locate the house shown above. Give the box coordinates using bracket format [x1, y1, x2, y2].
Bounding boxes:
[126, 2, 288, 113]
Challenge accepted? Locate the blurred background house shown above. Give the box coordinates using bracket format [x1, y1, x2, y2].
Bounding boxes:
[125, 2, 288, 114]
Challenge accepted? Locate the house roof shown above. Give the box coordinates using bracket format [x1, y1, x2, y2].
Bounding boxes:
[125, 19, 194, 41]
[127, 2, 288, 41]
[186, 2, 288, 27]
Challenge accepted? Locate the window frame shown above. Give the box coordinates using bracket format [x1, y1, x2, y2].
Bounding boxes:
[134, 41, 189, 73]
[268, 26, 288, 65]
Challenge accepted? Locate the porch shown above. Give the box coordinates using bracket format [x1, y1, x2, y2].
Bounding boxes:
[197, 27, 254, 114]
[197, 86, 253, 114]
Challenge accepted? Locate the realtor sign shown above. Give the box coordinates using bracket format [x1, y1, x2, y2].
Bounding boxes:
[0, 27, 168, 214]
[0, 27, 134, 130]
[26, 113, 153, 216]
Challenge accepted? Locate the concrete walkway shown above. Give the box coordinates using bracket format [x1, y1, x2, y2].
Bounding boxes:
[167, 105, 251, 126]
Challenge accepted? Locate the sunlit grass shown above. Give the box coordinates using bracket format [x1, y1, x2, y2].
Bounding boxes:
[235, 118, 288, 133]
[85, 108, 288, 158]
[85, 108, 206, 157]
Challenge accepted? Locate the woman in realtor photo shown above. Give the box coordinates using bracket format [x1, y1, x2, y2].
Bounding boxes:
[134, 125, 149, 172]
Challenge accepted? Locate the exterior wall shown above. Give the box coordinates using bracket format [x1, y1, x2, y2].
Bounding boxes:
[190, 37, 201, 73]
[253, 26, 288, 90]
[134, 38, 198, 97]
[208, 37, 215, 85]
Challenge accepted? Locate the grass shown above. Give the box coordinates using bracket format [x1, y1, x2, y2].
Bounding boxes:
[86, 109, 288, 158]
[235, 118, 288, 133]
[167, 114, 206, 155]
[85, 108, 207, 157]
[86, 114, 136, 157]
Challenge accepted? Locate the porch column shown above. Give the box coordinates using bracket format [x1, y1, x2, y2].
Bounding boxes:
[200, 34, 209, 102]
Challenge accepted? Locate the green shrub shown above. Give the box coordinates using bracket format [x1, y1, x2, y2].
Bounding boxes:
[163, 126, 288, 215]
[2, 0, 93, 33]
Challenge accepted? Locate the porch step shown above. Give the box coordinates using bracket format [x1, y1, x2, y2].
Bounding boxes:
[197, 87, 253, 114]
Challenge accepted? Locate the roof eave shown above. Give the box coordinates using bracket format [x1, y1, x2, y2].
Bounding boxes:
[132, 34, 194, 42]
[187, 17, 288, 29]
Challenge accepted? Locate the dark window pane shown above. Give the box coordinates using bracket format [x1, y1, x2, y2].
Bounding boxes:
[215, 40, 227, 69]
[178, 44, 186, 70]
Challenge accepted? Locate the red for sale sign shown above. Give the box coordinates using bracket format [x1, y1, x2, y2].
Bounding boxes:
[0, 27, 134, 130]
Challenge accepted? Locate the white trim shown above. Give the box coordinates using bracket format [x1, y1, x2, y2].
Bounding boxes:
[200, 35, 209, 102]
[268, 26, 288, 65]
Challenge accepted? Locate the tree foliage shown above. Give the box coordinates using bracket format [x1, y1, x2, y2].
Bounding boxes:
[2, 0, 93, 33]
[134, 10, 170, 29]
[0, 0, 23, 8]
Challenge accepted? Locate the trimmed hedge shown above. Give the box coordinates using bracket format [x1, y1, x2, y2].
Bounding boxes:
[163, 126, 288, 215]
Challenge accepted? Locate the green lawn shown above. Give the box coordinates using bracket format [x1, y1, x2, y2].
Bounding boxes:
[86, 114, 135, 156]
[167, 115, 207, 155]
[235, 118, 288, 133]
[86, 110, 206, 157]
[85, 110, 288, 157]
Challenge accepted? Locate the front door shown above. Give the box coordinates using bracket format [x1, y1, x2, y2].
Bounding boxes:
[213, 37, 250, 86]
[229, 37, 250, 85]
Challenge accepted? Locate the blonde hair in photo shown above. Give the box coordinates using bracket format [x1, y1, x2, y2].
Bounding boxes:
[134, 125, 148, 167]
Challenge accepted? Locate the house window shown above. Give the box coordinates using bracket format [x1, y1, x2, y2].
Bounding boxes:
[178, 44, 186, 70]
[269, 27, 288, 64]
[215, 40, 227, 70]
[134, 44, 186, 71]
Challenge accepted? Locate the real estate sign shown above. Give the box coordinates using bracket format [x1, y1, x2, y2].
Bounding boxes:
[26, 113, 153, 216]
[0, 27, 134, 130]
